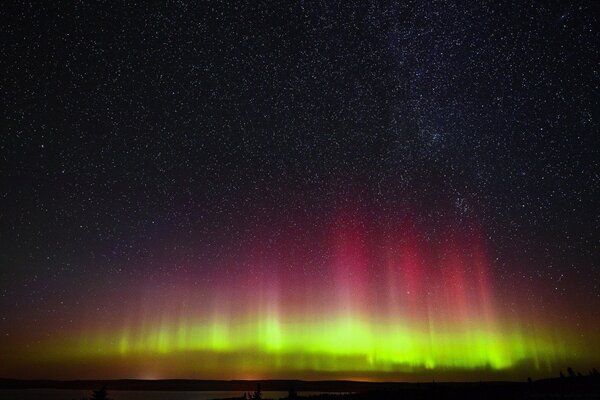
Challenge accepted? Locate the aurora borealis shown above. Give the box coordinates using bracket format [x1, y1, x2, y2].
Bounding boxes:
[2, 208, 598, 380]
[2, 1, 600, 382]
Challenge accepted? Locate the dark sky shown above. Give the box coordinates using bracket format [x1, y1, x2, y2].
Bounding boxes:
[1, 1, 599, 380]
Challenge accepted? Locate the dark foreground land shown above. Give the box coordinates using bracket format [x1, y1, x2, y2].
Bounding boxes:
[2, 375, 600, 399]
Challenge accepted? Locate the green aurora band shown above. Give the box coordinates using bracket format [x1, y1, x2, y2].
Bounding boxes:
[2, 216, 597, 380]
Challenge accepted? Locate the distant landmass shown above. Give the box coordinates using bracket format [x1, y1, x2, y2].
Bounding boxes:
[2, 375, 600, 399]
[1, 378, 401, 392]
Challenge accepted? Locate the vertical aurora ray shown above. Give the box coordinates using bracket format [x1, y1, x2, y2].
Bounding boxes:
[2, 209, 597, 380]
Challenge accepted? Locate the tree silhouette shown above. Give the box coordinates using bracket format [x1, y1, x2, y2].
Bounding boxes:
[91, 386, 109, 400]
[253, 382, 262, 400]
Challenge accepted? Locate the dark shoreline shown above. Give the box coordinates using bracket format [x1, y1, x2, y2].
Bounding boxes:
[1, 376, 599, 392]
[5, 379, 408, 392]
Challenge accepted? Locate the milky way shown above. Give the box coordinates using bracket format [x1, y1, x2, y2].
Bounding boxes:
[1, 1, 599, 380]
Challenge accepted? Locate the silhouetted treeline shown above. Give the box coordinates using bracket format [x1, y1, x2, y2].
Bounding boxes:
[215, 371, 600, 400]
[2, 369, 599, 400]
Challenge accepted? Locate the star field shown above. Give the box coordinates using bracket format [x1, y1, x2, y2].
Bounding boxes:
[1, 1, 599, 380]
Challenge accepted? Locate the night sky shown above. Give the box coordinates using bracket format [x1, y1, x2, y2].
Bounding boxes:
[1, 1, 599, 381]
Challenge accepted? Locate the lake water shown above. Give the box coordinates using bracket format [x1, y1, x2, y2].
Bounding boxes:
[0, 389, 336, 400]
